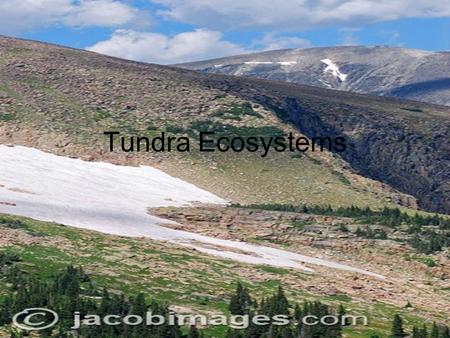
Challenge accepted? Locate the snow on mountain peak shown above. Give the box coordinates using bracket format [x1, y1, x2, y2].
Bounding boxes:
[321, 58, 347, 82]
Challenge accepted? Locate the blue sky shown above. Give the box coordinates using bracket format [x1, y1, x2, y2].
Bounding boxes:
[1, 1, 449, 64]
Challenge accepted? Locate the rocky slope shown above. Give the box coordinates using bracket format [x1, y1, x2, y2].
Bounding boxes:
[179, 46, 450, 106]
[150, 205, 450, 322]
[198, 74, 450, 213]
[0, 36, 449, 213]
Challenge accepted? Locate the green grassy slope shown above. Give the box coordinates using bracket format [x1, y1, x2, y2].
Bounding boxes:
[0, 214, 437, 337]
[0, 36, 422, 211]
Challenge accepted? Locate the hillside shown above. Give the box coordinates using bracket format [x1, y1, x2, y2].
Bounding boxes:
[179, 46, 450, 106]
[1, 212, 448, 337]
[0, 36, 449, 213]
[0, 36, 450, 337]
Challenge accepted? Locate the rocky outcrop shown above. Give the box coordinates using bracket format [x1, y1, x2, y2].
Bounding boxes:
[268, 95, 449, 213]
[200, 76, 450, 213]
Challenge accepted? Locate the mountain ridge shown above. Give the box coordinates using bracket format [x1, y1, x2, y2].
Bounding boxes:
[178, 45, 450, 106]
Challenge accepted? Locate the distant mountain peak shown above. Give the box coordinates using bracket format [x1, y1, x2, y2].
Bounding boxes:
[178, 45, 450, 106]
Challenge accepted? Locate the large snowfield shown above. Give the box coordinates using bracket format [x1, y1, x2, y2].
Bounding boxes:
[0, 145, 383, 278]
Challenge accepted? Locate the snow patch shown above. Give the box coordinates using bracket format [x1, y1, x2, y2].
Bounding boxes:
[278, 61, 297, 66]
[0, 145, 383, 278]
[321, 58, 347, 82]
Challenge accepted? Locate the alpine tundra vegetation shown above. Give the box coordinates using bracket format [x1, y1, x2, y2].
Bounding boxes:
[0, 36, 449, 337]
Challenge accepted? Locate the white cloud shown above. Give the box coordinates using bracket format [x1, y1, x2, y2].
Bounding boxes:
[86, 26, 317, 64]
[86, 29, 245, 64]
[63, 0, 142, 27]
[0, 0, 143, 33]
[152, 0, 450, 30]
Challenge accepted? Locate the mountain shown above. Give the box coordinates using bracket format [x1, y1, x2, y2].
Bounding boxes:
[178, 46, 450, 106]
[1, 36, 450, 336]
[0, 36, 449, 214]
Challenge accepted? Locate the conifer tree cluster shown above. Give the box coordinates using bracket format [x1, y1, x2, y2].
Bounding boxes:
[0, 259, 183, 338]
[233, 204, 450, 253]
[390, 314, 450, 338]
[233, 204, 449, 230]
[225, 283, 344, 338]
[355, 226, 388, 240]
[1, 255, 448, 338]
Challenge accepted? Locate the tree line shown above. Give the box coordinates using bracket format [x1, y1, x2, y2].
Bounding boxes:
[389, 314, 450, 338]
[0, 256, 183, 338]
[225, 282, 345, 338]
[231, 204, 450, 253]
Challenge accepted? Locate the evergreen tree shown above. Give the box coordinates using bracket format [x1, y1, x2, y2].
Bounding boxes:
[225, 328, 242, 338]
[419, 324, 428, 338]
[431, 322, 440, 338]
[338, 304, 348, 326]
[442, 326, 450, 338]
[390, 315, 407, 338]
[188, 325, 201, 338]
[0, 263, 183, 338]
[229, 282, 252, 315]
[412, 326, 420, 338]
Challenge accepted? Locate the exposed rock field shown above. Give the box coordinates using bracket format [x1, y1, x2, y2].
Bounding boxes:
[151, 205, 450, 322]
